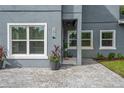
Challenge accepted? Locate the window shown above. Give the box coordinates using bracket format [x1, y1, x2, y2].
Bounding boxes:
[7, 23, 47, 59]
[68, 31, 77, 49]
[81, 30, 93, 49]
[100, 30, 116, 50]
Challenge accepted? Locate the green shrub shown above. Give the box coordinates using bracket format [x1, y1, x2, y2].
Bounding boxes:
[117, 53, 122, 59]
[117, 53, 124, 59]
[121, 55, 124, 59]
[108, 53, 116, 60]
[96, 53, 105, 59]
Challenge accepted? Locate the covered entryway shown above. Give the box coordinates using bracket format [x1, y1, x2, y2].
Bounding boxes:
[62, 5, 82, 66]
[62, 20, 77, 65]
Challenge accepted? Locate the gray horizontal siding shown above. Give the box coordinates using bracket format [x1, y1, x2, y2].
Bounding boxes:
[0, 5, 61, 11]
[82, 5, 119, 23]
[80, 5, 123, 58]
[82, 22, 124, 58]
[0, 11, 62, 67]
[62, 5, 82, 13]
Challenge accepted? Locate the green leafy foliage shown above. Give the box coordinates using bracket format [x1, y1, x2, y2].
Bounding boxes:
[96, 53, 105, 59]
[49, 45, 61, 63]
[63, 42, 68, 49]
[108, 53, 116, 60]
[49, 56, 60, 63]
[116, 53, 124, 59]
[69, 32, 77, 39]
[120, 6, 124, 15]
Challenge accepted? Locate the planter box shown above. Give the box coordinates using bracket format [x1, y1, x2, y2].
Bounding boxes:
[50, 62, 60, 70]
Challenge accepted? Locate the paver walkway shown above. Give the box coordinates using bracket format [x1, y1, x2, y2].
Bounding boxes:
[0, 59, 124, 88]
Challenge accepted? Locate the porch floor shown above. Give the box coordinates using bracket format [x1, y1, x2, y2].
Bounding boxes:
[63, 57, 77, 65]
[62, 57, 96, 65]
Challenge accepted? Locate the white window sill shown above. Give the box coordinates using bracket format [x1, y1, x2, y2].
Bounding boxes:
[68, 47, 77, 49]
[82, 47, 94, 50]
[7, 55, 48, 59]
[99, 47, 116, 50]
[67, 47, 94, 50]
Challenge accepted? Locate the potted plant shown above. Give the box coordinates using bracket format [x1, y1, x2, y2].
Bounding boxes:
[49, 45, 61, 70]
[0, 47, 6, 69]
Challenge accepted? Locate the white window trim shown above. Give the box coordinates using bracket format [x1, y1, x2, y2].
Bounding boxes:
[67, 30, 77, 49]
[99, 30, 116, 50]
[7, 23, 48, 59]
[81, 30, 94, 50]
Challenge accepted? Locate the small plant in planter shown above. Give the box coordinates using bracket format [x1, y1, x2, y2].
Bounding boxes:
[0, 47, 6, 69]
[49, 45, 61, 70]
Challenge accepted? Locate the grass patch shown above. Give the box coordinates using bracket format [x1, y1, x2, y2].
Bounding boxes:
[100, 60, 124, 77]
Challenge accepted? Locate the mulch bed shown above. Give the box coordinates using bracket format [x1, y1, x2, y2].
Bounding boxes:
[94, 58, 124, 62]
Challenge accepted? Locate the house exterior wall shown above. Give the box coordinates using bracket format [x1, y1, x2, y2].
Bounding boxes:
[0, 5, 62, 67]
[0, 5, 123, 67]
[82, 22, 124, 58]
[81, 5, 123, 58]
[0, 5, 61, 11]
[82, 5, 119, 22]
[65, 5, 124, 58]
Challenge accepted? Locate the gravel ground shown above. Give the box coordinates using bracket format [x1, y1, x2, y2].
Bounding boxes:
[0, 59, 124, 88]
